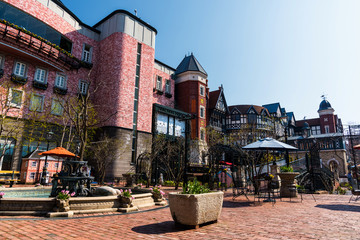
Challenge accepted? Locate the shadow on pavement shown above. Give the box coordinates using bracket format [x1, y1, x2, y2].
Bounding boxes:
[222, 200, 254, 208]
[132, 221, 189, 234]
[315, 204, 360, 212]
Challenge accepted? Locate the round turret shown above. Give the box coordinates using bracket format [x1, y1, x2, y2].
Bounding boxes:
[318, 100, 332, 111]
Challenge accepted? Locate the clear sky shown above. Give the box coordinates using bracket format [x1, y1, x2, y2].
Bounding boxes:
[61, 0, 360, 125]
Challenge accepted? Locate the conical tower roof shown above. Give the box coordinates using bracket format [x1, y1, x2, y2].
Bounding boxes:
[175, 53, 207, 76]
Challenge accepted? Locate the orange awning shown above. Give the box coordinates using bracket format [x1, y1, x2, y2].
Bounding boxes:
[38, 147, 77, 158]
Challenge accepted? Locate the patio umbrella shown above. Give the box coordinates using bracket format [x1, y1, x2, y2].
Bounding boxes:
[38, 147, 76, 158]
[242, 138, 298, 172]
[242, 138, 297, 151]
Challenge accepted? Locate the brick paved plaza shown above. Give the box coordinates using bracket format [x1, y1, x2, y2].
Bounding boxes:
[0, 192, 360, 240]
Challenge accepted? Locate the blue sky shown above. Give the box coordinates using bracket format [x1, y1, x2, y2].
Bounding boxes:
[61, 0, 360, 125]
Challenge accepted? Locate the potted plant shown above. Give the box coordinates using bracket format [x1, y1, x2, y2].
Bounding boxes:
[118, 189, 134, 208]
[168, 179, 224, 228]
[55, 190, 75, 212]
[278, 166, 299, 198]
[150, 185, 165, 202]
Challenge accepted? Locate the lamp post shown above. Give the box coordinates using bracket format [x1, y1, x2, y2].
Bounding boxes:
[41, 131, 54, 185]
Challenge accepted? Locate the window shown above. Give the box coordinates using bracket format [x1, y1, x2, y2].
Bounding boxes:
[30, 172, 35, 179]
[0, 55, 4, 68]
[54, 162, 59, 169]
[51, 99, 64, 116]
[311, 126, 321, 135]
[82, 44, 92, 63]
[200, 85, 205, 96]
[8, 88, 23, 108]
[165, 79, 171, 93]
[55, 73, 66, 89]
[31, 161, 37, 167]
[200, 106, 205, 118]
[156, 76, 162, 90]
[14, 62, 26, 77]
[29, 94, 44, 112]
[200, 128, 205, 140]
[79, 80, 88, 95]
[325, 125, 330, 133]
[34, 68, 47, 83]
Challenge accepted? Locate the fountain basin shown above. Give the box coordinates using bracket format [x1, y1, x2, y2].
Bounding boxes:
[0, 190, 159, 217]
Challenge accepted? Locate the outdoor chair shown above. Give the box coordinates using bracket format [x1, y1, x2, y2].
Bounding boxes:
[232, 180, 250, 201]
[349, 180, 360, 203]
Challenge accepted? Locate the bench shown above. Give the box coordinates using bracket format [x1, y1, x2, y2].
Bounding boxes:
[0, 170, 20, 187]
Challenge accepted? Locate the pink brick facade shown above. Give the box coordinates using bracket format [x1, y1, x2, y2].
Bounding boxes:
[0, 0, 185, 177]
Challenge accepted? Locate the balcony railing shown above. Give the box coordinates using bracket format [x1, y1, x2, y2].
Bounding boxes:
[0, 20, 92, 70]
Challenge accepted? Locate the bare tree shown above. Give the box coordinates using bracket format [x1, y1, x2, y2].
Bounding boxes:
[86, 134, 124, 185]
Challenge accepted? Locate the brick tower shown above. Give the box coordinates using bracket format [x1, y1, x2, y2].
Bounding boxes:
[317, 97, 336, 134]
[175, 54, 208, 164]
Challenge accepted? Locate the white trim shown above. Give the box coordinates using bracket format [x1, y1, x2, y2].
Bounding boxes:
[13, 61, 27, 77]
[199, 85, 205, 96]
[34, 67, 48, 83]
[200, 106, 205, 119]
[29, 94, 45, 112]
[8, 88, 23, 108]
[55, 73, 67, 89]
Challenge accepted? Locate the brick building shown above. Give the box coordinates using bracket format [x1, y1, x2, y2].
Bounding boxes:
[0, 0, 206, 180]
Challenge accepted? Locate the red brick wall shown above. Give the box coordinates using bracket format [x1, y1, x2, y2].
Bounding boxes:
[320, 114, 336, 133]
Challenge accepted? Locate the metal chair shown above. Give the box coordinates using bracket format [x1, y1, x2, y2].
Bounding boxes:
[349, 180, 360, 203]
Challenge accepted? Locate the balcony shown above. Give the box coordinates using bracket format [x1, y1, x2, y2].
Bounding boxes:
[0, 20, 91, 70]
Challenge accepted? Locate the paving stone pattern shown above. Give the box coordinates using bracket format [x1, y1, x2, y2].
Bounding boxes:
[0, 192, 360, 239]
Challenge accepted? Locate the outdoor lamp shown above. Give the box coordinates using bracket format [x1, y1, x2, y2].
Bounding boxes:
[41, 131, 54, 185]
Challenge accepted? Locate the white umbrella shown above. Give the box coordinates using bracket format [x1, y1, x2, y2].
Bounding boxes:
[243, 138, 297, 172]
[242, 138, 297, 151]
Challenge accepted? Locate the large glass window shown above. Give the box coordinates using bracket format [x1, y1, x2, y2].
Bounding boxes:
[51, 99, 63, 116]
[0, 2, 72, 52]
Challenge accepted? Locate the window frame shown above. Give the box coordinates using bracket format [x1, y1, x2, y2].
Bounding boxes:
[200, 85, 205, 96]
[13, 61, 27, 77]
[156, 76, 162, 91]
[79, 80, 89, 95]
[51, 98, 64, 116]
[200, 106, 205, 119]
[29, 94, 45, 112]
[34, 67, 48, 83]
[31, 161, 37, 167]
[165, 79, 171, 93]
[29, 172, 36, 179]
[8, 88, 23, 108]
[82, 44, 93, 63]
[0, 54, 5, 69]
[55, 73, 67, 89]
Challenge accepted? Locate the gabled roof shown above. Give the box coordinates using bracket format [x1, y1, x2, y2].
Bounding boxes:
[228, 105, 269, 116]
[286, 112, 295, 124]
[262, 103, 281, 114]
[208, 86, 228, 113]
[175, 54, 207, 76]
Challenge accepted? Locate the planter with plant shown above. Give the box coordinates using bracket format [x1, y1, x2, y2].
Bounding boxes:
[278, 166, 299, 198]
[0, 192, 4, 199]
[55, 190, 75, 212]
[118, 189, 134, 208]
[150, 185, 165, 202]
[168, 179, 223, 228]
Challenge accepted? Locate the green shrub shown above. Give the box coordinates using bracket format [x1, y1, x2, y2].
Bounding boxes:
[164, 180, 175, 187]
[336, 186, 347, 195]
[182, 179, 210, 194]
[280, 166, 293, 172]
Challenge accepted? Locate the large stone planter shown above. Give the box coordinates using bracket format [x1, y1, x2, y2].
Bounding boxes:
[55, 199, 70, 212]
[278, 172, 299, 198]
[169, 191, 224, 227]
